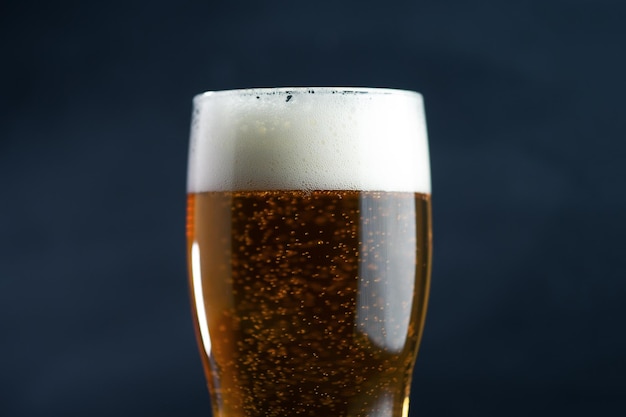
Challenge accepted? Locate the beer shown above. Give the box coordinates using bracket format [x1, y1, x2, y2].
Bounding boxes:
[187, 88, 431, 417]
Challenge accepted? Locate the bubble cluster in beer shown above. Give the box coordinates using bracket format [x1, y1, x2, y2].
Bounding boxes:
[187, 87, 430, 194]
[188, 190, 431, 417]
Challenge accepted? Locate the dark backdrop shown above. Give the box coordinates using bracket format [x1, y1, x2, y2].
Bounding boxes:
[2, 0, 625, 416]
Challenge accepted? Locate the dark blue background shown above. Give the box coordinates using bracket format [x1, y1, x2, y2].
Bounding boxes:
[2, 0, 625, 416]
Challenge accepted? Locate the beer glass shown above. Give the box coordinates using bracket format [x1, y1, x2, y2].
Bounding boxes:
[186, 87, 432, 417]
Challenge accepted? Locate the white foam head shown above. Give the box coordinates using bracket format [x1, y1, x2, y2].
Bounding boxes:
[187, 87, 431, 193]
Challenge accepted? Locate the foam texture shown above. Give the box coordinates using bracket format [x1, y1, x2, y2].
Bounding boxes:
[187, 88, 430, 193]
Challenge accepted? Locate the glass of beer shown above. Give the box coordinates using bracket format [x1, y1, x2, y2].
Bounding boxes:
[186, 87, 432, 417]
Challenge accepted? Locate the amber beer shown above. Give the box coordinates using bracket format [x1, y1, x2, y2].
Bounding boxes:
[186, 88, 432, 417]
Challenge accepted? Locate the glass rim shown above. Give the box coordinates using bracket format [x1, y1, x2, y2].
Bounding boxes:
[193, 87, 422, 103]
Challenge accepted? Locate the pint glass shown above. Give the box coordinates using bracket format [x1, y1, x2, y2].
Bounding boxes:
[186, 87, 432, 417]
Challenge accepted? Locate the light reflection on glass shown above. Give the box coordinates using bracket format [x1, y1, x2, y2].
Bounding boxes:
[356, 194, 417, 352]
[402, 395, 411, 417]
[191, 241, 212, 356]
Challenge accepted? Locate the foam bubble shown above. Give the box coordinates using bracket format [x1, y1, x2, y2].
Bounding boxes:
[187, 87, 431, 193]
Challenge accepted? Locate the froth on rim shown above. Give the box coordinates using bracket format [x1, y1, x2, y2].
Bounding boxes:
[193, 87, 423, 103]
[188, 87, 431, 193]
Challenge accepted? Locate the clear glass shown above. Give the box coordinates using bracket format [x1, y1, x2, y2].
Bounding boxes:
[186, 87, 432, 417]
